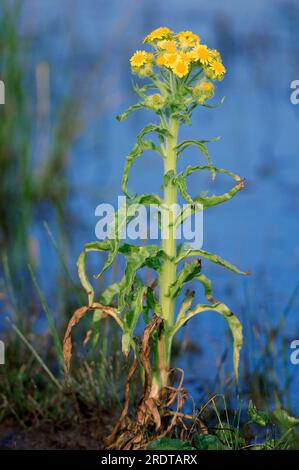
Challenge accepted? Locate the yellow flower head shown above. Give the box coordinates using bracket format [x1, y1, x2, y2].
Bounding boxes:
[172, 60, 189, 78]
[156, 54, 167, 66]
[209, 49, 221, 62]
[190, 44, 212, 65]
[177, 31, 200, 48]
[130, 50, 148, 68]
[143, 27, 172, 43]
[157, 39, 177, 53]
[145, 52, 154, 62]
[164, 52, 179, 68]
[177, 52, 190, 63]
[209, 60, 226, 80]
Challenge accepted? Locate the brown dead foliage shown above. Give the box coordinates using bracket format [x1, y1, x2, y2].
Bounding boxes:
[105, 316, 208, 450]
[63, 307, 207, 450]
[63, 302, 121, 371]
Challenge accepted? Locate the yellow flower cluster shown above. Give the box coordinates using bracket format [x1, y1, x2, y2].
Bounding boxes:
[143, 27, 172, 43]
[129, 27, 226, 81]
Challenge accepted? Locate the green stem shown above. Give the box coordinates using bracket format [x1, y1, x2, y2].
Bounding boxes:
[152, 115, 179, 394]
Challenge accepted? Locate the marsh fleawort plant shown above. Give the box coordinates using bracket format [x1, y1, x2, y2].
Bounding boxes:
[63, 27, 248, 446]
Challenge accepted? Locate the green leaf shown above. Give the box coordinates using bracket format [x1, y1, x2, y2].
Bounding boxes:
[248, 400, 269, 427]
[147, 438, 194, 450]
[134, 194, 162, 206]
[176, 247, 249, 276]
[196, 273, 215, 303]
[118, 245, 161, 313]
[122, 139, 161, 197]
[122, 281, 146, 355]
[172, 275, 243, 381]
[100, 283, 120, 306]
[77, 251, 94, 306]
[137, 123, 172, 142]
[202, 96, 225, 109]
[143, 287, 162, 324]
[84, 240, 113, 253]
[273, 409, 299, 429]
[193, 434, 226, 450]
[90, 308, 104, 350]
[77, 240, 122, 307]
[116, 102, 146, 121]
[173, 173, 194, 204]
[132, 81, 157, 99]
[173, 165, 245, 211]
[168, 259, 201, 298]
[163, 169, 175, 189]
[122, 123, 170, 197]
[176, 289, 194, 323]
[176, 138, 220, 180]
[87, 196, 161, 280]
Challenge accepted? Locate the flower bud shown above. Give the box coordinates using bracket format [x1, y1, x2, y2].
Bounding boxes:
[136, 62, 154, 78]
[145, 93, 166, 111]
[192, 79, 214, 104]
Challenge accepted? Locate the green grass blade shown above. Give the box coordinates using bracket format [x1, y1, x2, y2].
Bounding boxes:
[8, 319, 63, 390]
[27, 264, 64, 368]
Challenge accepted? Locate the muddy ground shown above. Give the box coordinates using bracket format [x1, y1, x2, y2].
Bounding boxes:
[0, 413, 115, 450]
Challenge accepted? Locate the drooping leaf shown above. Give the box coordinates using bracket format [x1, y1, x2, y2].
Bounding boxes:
[176, 138, 220, 180]
[168, 259, 201, 298]
[173, 173, 194, 204]
[176, 289, 194, 323]
[90, 308, 103, 350]
[132, 81, 158, 99]
[143, 286, 162, 324]
[195, 179, 245, 209]
[137, 123, 172, 143]
[100, 283, 120, 306]
[91, 283, 121, 348]
[122, 139, 161, 198]
[172, 165, 245, 212]
[122, 123, 171, 197]
[196, 273, 215, 303]
[175, 247, 249, 276]
[77, 251, 94, 306]
[87, 195, 162, 280]
[174, 301, 242, 381]
[122, 280, 146, 355]
[116, 102, 146, 121]
[163, 169, 175, 189]
[118, 245, 161, 313]
[202, 96, 225, 109]
[172, 274, 243, 382]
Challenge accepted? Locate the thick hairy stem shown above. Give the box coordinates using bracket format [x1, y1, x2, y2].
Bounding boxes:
[152, 115, 179, 395]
